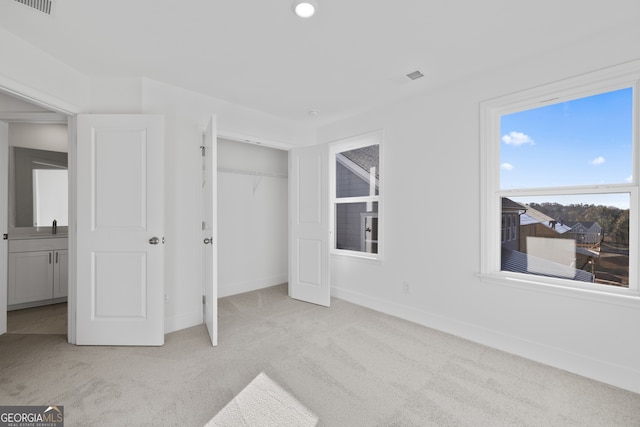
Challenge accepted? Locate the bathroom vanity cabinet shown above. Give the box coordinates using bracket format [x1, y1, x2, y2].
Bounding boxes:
[7, 237, 68, 308]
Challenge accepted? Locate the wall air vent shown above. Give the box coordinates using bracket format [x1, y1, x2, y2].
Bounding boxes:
[406, 70, 424, 80]
[14, 0, 54, 15]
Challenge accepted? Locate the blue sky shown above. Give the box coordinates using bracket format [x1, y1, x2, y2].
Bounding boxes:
[500, 87, 633, 209]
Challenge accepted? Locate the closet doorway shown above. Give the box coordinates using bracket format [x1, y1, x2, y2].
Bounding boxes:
[216, 138, 289, 298]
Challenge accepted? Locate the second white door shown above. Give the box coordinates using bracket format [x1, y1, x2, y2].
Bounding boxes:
[76, 114, 165, 346]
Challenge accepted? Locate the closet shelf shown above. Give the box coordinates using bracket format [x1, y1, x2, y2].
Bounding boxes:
[217, 167, 287, 179]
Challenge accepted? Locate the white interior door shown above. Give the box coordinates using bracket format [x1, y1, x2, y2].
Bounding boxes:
[0, 122, 8, 334]
[202, 115, 217, 346]
[76, 114, 165, 346]
[289, 144, 330, 306]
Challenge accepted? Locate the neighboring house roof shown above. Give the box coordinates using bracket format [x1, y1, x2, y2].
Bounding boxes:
[502, 198, 525, 212]
[340, 145, 380, 180]
[565, 221, 602, 234]
[567, 223, 588, 232]
[501, 248, 594, 283]
[509, 200, 572, 234]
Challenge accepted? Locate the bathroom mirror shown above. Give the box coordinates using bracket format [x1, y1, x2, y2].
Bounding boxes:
[10, 146, 68, 228]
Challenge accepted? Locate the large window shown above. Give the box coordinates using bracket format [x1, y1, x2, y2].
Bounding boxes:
[331, 131, 382, 258]
[480, 62, 640, 296]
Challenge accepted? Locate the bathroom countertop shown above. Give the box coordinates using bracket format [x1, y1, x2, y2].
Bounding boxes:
[7, 227, 69, 240]
[8, 234, 68, 240]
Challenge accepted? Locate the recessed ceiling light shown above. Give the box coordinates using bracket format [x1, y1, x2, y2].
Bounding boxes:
[293, 0, 317, 18]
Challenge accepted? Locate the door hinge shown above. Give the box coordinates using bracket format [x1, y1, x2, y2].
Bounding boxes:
[200, 145, 206, 156]
[2, 233, 7, 240]
[202, 221, 206, 230]
[202, 295, 206, 304]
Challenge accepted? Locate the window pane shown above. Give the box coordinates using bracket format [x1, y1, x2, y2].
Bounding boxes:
[336, 145, 379, 198]
[500, 88, 633, 189]
[336, 202, 378, 253]
[501, 194, 629, 288]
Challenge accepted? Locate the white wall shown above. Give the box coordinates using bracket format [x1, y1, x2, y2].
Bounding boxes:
[90, 78, 143, 113]
[0, 26, 89, 112]
[319, 21, 640, 394]
[218, 138, 288, 173]
[8, 123, 68, 152]
[217, 139, 288, 297]
[0, 92, 51, 114]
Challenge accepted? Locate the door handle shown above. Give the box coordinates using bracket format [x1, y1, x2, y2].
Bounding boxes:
[203, 237, 213, 245]
[149, 237, 160, 245]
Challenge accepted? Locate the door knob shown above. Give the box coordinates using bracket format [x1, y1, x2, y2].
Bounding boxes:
[149, 237, 160, 245]
[203, 237, 213, 245]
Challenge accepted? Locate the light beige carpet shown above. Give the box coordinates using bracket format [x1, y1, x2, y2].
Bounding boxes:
[2, 285, 640, 426]
[7, 302, 67, 335]
[205, 372, 318, 427]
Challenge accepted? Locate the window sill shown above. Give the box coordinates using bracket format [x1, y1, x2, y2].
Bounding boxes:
[330, 250, 382, 263]
[478, 272, 640, 309]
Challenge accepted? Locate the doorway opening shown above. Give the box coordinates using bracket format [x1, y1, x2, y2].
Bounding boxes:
[0, 90, 70, 337]
[216, 138, 289, 298]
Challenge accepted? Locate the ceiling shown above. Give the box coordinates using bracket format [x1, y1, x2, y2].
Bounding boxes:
[0, 1, 639, 126]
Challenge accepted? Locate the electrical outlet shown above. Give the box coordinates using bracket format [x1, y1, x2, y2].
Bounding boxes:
[402, 281, 410, 294]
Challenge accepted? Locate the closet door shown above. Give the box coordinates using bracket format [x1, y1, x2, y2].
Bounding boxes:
[202, 115, 217, 346]
[289, 144, 330, 307]
[0, 122, 7, 334]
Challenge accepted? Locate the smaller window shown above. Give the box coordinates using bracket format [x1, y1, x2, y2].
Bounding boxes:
[331, 132, 382, 257]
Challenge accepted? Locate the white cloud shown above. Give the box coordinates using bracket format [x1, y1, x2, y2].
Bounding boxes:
[502, 131, 534, 146]
[591, 156, 605, 165]
[501, 163, 514, 171]
[626, 175, 633, 182]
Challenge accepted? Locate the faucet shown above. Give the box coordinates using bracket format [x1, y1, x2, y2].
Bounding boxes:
[52, 219, 57, 235]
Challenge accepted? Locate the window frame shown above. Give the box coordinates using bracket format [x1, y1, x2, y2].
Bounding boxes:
[329, 130, 384, 260]
[480, 61, 640, 298]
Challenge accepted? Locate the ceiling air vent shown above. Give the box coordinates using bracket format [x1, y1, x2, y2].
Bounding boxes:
[406, 70, 424, 81]
[14, 0, 54, 15]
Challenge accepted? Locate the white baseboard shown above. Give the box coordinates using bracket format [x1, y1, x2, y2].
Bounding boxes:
[165, 310, 202, 334]
[219, 275, 288, 298]
[331, 286, 640, 395]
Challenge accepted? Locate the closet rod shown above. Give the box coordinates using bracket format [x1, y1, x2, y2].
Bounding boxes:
[217, 167, 288, 179]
